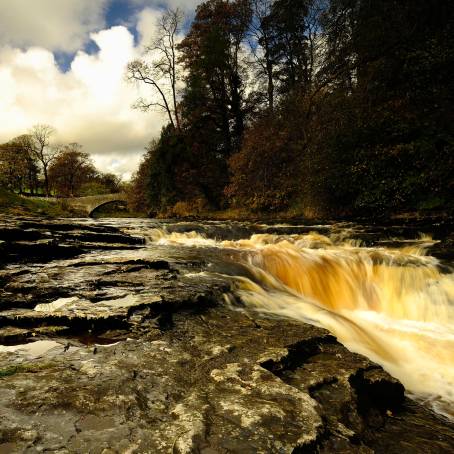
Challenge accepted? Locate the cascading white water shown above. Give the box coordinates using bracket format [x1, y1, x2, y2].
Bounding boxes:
[148, 227, 454, 420]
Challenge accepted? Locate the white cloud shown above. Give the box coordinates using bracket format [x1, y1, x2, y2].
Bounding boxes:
[0, 25, 167, 180]
[136, 8, 162, 48]
[92, 153, 143, 182]
[0, 0, 108, 53]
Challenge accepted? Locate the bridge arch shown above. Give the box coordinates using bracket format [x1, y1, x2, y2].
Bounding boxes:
[59, 193, 128, 217]
[88, 199, 128, 217]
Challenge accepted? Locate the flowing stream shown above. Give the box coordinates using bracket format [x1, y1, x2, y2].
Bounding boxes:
[141, 221, 454, 420]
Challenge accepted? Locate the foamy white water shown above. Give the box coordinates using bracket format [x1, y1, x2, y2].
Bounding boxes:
[148, 226, 454, 420]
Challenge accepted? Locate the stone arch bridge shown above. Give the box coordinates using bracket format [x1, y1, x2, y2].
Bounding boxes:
[30, 193, 128, 217]
[64, 193, 128, 217]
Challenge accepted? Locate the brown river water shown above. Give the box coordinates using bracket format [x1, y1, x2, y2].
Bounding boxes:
[2, 217, 453, 422]
[133, 219, 454, 421]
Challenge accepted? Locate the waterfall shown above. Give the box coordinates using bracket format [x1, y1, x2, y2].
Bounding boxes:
[149, 226, 454, 419]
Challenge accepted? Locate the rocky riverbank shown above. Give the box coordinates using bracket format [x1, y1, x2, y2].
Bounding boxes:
[0, 217, 453, 453]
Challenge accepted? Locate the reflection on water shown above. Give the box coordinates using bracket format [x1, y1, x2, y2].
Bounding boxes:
[146, 224, 454, 420]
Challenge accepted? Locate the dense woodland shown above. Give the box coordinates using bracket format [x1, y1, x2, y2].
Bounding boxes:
[128, 0, 453, 219]
[0, 125, 122, 198]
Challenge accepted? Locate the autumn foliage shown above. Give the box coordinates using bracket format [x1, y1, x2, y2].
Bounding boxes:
[129, 0, 454, 218]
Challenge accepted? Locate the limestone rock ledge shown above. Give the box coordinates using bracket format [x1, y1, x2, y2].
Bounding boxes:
[0, 218, 453, 453]
[1, 306, 453, 453]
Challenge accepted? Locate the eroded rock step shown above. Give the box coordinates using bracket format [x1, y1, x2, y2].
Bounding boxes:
[0, 218, 453, 453]
[0, 217, 145, 266]
[0, 307, 453, 453]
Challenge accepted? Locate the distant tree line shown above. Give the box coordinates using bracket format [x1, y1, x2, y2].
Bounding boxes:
[0, 124, 122, 198]
[128, 0, 452, 217]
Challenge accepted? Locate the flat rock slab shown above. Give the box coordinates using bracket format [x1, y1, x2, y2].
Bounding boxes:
[0, 217, 146, 266]
[1, 308, 453, 453]
[0, 218, 453, 453]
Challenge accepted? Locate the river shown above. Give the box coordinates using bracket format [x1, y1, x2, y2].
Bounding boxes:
[0, 216, 453, 452]
[140, 219, 454, 420]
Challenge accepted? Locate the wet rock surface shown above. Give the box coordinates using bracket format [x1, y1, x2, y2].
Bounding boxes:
[0, 216, 453, 453]
[0, 218, 144, 266]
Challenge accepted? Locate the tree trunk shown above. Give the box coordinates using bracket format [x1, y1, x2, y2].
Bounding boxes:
[43, 166, 50, 197]
[267, 58, 274, 112]
[171, 42, 181, 132]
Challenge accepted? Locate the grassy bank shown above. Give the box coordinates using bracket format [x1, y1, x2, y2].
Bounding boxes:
[0, 189, 84, 218]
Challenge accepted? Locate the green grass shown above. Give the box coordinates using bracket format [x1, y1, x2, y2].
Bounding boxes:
[0, 188, 84, 217]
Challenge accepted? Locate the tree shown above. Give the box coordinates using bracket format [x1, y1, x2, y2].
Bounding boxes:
[264, 0, 315, 96]
[127, 147, 153, 214]
[97, 173, 122, 193]
[127, 8, 184, 132]
[79, 172, 123, 196]
[226, 114, 301, 211]
[248, 0, 277, 112]
[179, 0, 252, 151]
[0, 135, 39, 195]
[48, 143, 96, 197]
[0, 142, 28, 194]
[29, 124, 58, 197]
[128, 0, 454, 218]
[15, 135, 40, 195]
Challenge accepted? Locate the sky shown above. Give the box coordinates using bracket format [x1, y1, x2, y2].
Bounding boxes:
[0, 0, 202, 180]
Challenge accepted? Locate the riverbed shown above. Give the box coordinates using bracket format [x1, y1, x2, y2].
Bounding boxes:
[0, 216, 453, 453]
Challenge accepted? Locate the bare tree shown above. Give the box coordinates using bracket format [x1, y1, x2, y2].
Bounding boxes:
[127, 8, 184, 132]
[29, 124, 58, 197]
